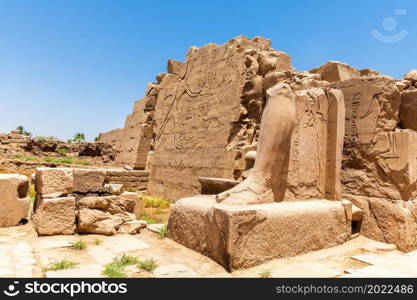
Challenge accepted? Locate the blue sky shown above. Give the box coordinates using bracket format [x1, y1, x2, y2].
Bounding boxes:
[0, 0, 416, 141]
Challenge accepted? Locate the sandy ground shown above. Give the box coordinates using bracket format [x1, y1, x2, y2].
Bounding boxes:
[1, 221, 417, 278]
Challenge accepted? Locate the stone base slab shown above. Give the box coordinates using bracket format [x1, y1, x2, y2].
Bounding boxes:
[168, 196, 352, 271]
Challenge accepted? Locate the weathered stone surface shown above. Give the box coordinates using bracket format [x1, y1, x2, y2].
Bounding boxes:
[310, 61, 361, 83]
[98, 128, 123, 149]
[118, 220, 146, 234]
[105, 169, 149, 192]
[0, 174, 30, 227]
[35, 168, 73, 198]
[77, 196, 136, 235]
[198, 177, 240, 195]
[77, 209, 124, 235]
[168, 196, 351, 270]
[329, 77, 404, 200]
[403, 69, 417, 83]
[103, 183, 124, 195]
[345, 194, 417, 252]
[120, 192, 143, 218]
[115, 95, 154, 169]
[283, 87, 345, 201]
[146, 36, 293, 201]
[73, 169, 106, 193]
[33, 197, 76, 235]
[399, 90, 417, 131]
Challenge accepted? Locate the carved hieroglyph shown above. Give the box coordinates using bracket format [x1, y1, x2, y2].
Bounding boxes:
[283, 87, 345, 201]
[329, 77, 407, 200]
[147, 37, 293, 200]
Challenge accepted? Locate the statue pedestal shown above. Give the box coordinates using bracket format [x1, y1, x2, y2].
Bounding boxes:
[168, 196, 353, 271]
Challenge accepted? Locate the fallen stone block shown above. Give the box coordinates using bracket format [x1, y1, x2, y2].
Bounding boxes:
[35, 168, 73, 198]
[0, 174, 30, 227]
[120, 192, 143, 218]
[118, 220, 146, 234]
[168, 196, 351, 270]
[77, 196, 136, 235]
[345, 194, 417, 252]
[33, 196, 76, 235]
[77, 208, 124, 235]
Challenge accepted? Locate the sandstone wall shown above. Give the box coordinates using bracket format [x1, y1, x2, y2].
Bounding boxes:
[146, 37, 293, 201]
[98, 128, 123, 148]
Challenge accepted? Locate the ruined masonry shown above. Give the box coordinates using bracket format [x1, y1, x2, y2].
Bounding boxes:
[32, 168, 145, 236]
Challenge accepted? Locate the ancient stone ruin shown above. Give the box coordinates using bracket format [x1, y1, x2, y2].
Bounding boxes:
[98, 36, 417, 270]
[1, 35, 417, 275]
[0, 174, 30, 227]
[32, 168, 145, 235]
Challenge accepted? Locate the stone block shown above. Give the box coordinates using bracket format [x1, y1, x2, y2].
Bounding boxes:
[345, 194, 417, 252]
[399, 90, 417, 131]
[77, 196, 136, 235]
[310, 61, 361, 83]
[73, 169, 106, 193]
[33, 196, 76, 235]
[0, 174, 30, 227]
[120, 192, 143, 218]
[35, 168, 73, 198]
[168, 196, 351, 270]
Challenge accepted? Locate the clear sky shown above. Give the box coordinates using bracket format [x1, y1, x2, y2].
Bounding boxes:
[0, 0, 416, 141]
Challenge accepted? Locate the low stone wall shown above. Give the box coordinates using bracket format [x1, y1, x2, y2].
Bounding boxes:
[105, 170, 149, 192]
[32, 168, 146, 236]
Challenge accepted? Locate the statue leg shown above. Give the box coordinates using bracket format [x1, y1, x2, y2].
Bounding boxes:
[216, 83, 296, 205]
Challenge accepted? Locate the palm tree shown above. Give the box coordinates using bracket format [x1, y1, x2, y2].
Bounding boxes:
[72, 132, 86, 143]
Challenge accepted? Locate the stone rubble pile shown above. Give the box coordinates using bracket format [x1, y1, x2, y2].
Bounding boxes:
[32, 168, 145, 236]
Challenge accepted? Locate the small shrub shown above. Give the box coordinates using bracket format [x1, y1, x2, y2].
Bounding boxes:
[112, 254, 139, 267]
[139, 213, 160, 224]
[259, 270, 272, 278]
[137, 258, 157, 272]
[143, 195, 170, 209]
[56, 148, 68, 156]
[103, 264, 126, 278]
[70, 239, 87, 250]
[102, 254, 139, 278]
[158, 224, 168, 238]
[43, 260, 78, 272]
[93, 239, 102, 245]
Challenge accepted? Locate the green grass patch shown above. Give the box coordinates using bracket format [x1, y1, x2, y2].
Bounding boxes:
[102, 254, 139, 278]
[70, 239, 87, 250]
[137, 258, 157, 272]
[158, 224, 168, 238]
[143, 195, 170, 209]
[11, 154, 41, 161]
[43, 260, 78, 272]
[93, 239, 102, 245]
[10, 154, 90, 166]
[56, 148, 68, 156]
[139, 212, 161, 224]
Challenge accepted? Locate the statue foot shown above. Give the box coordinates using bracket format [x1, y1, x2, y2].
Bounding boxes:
[215, 177, 274, 205]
